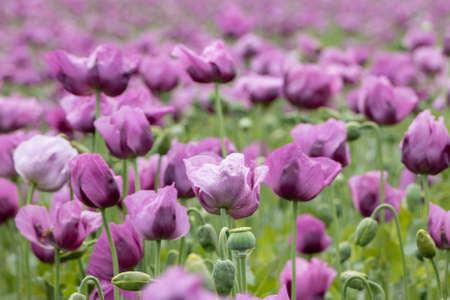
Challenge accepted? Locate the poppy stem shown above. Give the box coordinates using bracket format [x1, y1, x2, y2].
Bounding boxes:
[187, 207, 206, 225]
[94, 89, 102, 153]
[420, 175, 430, 224]
[368, 280, 387, 300]
[24, 182, 36, 300]
[101, 209, 119, 300]
[54, 248, 60, 300]
[444, 250, 449, 299]
[430, 258, 443, 300]
[291, 201, 298, 300]
[342, 276, 374, 300]
[133, 158, 140, 191]
[238, 253, 247, 293]
[155, 240, 162, 277]
[69, 174, 74, 200]
[214, 83, 227, 158]
[25, 182, 36, 205]
[79, 275, 105, 300]
[122, 159, 129, 199]
[329, 185, 342, 274]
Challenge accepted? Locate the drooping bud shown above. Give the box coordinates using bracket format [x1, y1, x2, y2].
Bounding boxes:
[227, 227, 256, 252]
[406, 183, 422, 212]
[165, 249, 179, 267]
[111, 271, 152, 291]
[340, 270, 368, 290]
[68, 292, 87, 300]
[355, 218, 378, 247]
[416, 229, 436, 259]
[212, 259, 235, 296]
[197, 224, 218, 252]
[339, 242, 352, 263]
[316, 203, 333, 225]
[185, 254, 215, 291]
[346, 122, 361, 142]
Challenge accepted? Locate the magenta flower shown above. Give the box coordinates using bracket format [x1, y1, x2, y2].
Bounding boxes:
[185, 153, 268, 219]
[14, 135, 77, 192]
[348, 171, 404, 222]
[216, 4, 253, 39]
[15, 197, 101, 252]
[283, 65, 342, 109]
[69, 154, 121, 208]
[0, 131, 35, 178]
[243, 141, 268, 164]
[94, 106, 153, 159]
[279, 258, 336, 300]
[319, 47, 362, 84]
[370, 53, 416, 86]
[137, 154, 161, 190]
[265, 143, 341, 202]
[172, 40, 236, 84]
[125, 185, 190, 241]
[0, 96, 43, 132]
[45, 106, 73, 136]
[413, 47, 445, 75]
[86, 219, 144, 280]
[298, 34, 322, 61]
[294, 214, 331, 254]
[46, 44, 138, 97]
[400, 110, 450, 175]
[0, 178, 19, 224]
[399, 168, 440, 191]
[30, 242, 55, 264]
[355, 76, 418, 125]
[402, 29, 435, 51]
[90, 280, 138, 300]
[233, 34, 266, 61]
[234, 75, 282, 105]
[443, 33, 450, 57]
[140, 55, 179, 93]
[290, 118, 350, 167]
[142, 267, 218, 300]
[427, 203, 450, 249]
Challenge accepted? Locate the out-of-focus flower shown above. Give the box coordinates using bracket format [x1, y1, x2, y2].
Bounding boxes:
[298, 34, 322, 61]
[0, 131, 35, 178]
[242, 141, 268, 164]
[294, 214, 331, 254]
[250, 48, 289, 77]
[427, 203, 449, 249]
[90, 280, 138, 300]
[402, 28, 435, 51]
[125, 185, 190, 241]
[234, 75, 282, 105]
[0, 96, 43, 132]
[0, 178, 19, 224]
[69, 153, 121, 208]
[216, 4, 252, 39]
[265, 143, 341, 202]
[185, 153, 268, 219]
[400, 110, 450, 175]
[283, 65, 342, 109]
[370, 53, 416, 86]
[319, 48, 362, 84]
[398, 168, 441, 191]
[172, 41, 235, 84]
[233, 34, 266, 61]
[348, 171, 404, 222]
[140, 55, 179, 94]
[443, 32, 450, 57]
[94, 106, 153, 159]
[413, 47, 445, 76]
[46, 44, 138, 97]
[291, 118, 350, 167]
[137, 154, 161, 190]
[14, 135, 77, 192]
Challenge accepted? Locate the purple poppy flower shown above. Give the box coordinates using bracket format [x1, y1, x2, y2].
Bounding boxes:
[45, 106, 73, 136]
[356, 76, 418, 125]
[233, 34, 266, 61]
[0, 131, 35, 178]
[0, 96, 43, 132]
[137, 154, 161, 190]
[370, 53, 416, 86]
[125, 185, 190, 241]
[294, 214, 331, 254]
[86, 219, 144, 280]
[172, 40, 236, 84]
[319, 48, 362, 84]
[0, 178, 19, 224]
[140, 55, 179, 93]
[90, 280, 138, 300]
[279, 258, 336, 300]
[398, 168, 441, 191]
[291, 118, 350, 167]
[427, 203, 450, 249]
[242, 141, 268, 164]
[15, 197, 101, 252]
[413, 47, 445, 76]
[30, 242, 55, 264]
[94, 106, 153, 159]
[14, 135, 77, 192]
[234, 75, 282, 105]
[400, 110, 450, 175]
[142, 267, 218, 300]
[184, 153, 268, 219]
[69, 154, 121, 208]
[402, 29, 435, 51]
[443, 33, 450, 57]
[216, 4, 253, 39]
[250, 49, 289, 77]
[265, 143, 341, 202]
[46, 44, 138, 97]
[283, 65, 342, 109]
[348, 171, 404, 222]
[298, 34, 322, 61]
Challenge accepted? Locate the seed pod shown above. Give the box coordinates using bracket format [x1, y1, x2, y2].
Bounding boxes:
[197, 224, 217, 252]
[185, 254, 215, 291]
[355, 218, 378, 247]
[227, 227, 256, 252]
[346, 122, 361, 142]
[339, 242, 352, 263]
[340, 270, 368, 290]
[406, 184, 422, 212]
[416, 229, 436, 259]
[69, 292, 87, 300]
[111, 271, 152, 291]
[165, 249, 179, 267]
[212, 259, 235, 296]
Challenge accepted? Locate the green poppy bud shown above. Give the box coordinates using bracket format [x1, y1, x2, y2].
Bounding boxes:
[69, 292, 86, 300]
[165, 249, 179, 267]
[355, 218, 378, 247]
[340, 270, 368, 290]
[152, 126, 172, 155]
[212, 259, 235, 296]
[416, 229, 436, 259]
[346, 122, 361, 142]
[316, 203, 333, 226]
[339, 242, 352, 263]
[60, 247, 87, 262]
[197, 224, 217, 252]
[227, 227, 256, 252]
[111, 271, 152, 291]
[406, 184, 422, 212]
[185, 254, 215, 291]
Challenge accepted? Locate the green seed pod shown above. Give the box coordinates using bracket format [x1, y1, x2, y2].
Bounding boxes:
[111, 271, 152, 291]
[355, 218, 378, 247]
[406, 184, 422, 212]
[339, 242, 352, 263]
[212, 259, 235, 296]
[185, 254, 215, 291]
[227, 227, 256, 252]
[197, 224, 217, 252]
[414, 248, 424, 262]
[316, 203, 333, 226]
[346, 122, 361, 142]
[165, 249, 179, 267]
[416, 229, 436, 259]
[69, 292, 87, 300]
[340, 270, 368, 290]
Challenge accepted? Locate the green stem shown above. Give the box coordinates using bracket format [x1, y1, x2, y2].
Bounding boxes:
[187, 207, 205, 225]
[24, 182, 36, 300]
[101, 209, 119, 300]
[94, 89, 101, 153]
[291, 201, 298, 300]
[445, 250, 449, 300]
[219, 208, 228, 232]
[122, 160, 129, 199]
[79, 275, 105, 300]
[154, 155, 162, 190]
[342, 277, 374, 300]
[329, 186, 342, 274]
[133, 158, 140, 192]
[217, 227, 229, 260]
[421, 175, 431, 224]
[25, 182, 36, 205]
[178, 237, 185, 265]
[155, 240, 161, 277]
[431, 259, 443, 300]
[239, 254, 247, 293]
[214, 83, 227, 158]
[368, 280, 386, 300]
[69, 174, 74, 201]
[54, 248, 60, 300]
[370, 204, 408, 299]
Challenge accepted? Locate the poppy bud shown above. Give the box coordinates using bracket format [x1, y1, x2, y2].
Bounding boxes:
[165, 249, 179, 267]
[227, 227, 256, 252]
[197, 224, 217, 252]
[316, 203, 333, 225]
[185, 254, 215, 291]
[346, 122, 361, 142]
[416, 229, 436, 259]
[212, 259, 235, 296]
[339, 242, 352, 263]
[340, 270, 368, 290]
[69, 292, 86, 300]
[355, 218, 378, 247]
[111, 271, 152, 291]
[406, 183, 422, 212]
